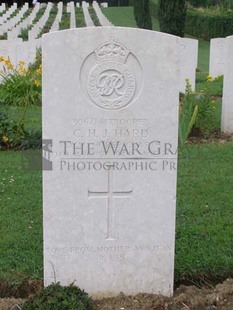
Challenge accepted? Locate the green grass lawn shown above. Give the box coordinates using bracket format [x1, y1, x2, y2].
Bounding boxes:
[1, 143, 233, 283]
[59, 5, 70, 30]
[197, 38, 210, 74]
[102, 7, 137, 28]
[176, 143, 233, 283]
[0, 150, 42, 282]
[76, 8, 86, 28]
[102, 6, 159, 30]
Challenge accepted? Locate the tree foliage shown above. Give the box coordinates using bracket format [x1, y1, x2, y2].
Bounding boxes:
[158, 0, 187, 37]
[133, 0, 152, 30]
[190, 0, 233, 8]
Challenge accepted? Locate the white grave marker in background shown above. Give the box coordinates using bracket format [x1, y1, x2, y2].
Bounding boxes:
[222, 35, 233, 133]
[209, 38, 226, 79]
[179, 38, 198, 93]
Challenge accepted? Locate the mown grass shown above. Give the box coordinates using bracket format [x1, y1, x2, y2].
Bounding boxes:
[59, 5, 70, 30]
[59, 6, 86, 30]
[102, 7, 137, 28]
[102, 6, 164, 32]
[0, 142, 233, 282]
[197, 38, 210, 74]
[176, 143, 233, 283]
[0, 76, 229, 284]
[0, 150, 42, 282]
[75, 7, 86, 28]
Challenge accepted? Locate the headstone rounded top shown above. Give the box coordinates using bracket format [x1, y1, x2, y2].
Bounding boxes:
[42, 26, 180, 41]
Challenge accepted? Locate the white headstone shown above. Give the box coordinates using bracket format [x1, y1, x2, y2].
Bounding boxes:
[179, 38, 198, 93]
[222, 35, 233, 133]
[15, 41, 29, 65]
[43, 27, 180, 298]
[0, 40, 10, 81]
[70, 2, 76, 28]
[0, 40, 17, 82]
[82, 1, 94, 26]
[209, 38, 226, 79]
[27, 38, 41, 64]
[101, 2, 108, 8]
[0, 3, 6, 13]
[82, 1, 89, 8]
[67, 2, 71, 13]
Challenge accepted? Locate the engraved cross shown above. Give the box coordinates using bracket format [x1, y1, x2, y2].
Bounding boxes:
[88, 169, 133, 240]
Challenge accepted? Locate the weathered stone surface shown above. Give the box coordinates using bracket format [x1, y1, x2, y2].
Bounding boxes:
[43, 27, 180, 297]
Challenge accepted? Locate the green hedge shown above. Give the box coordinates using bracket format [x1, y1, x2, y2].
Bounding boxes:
[190, 0, 233, 8]
[189, 0, 212, 7]
[107, 0, 129, 6]
[150, 0, 233, 39]
[185, 10, 233, 40]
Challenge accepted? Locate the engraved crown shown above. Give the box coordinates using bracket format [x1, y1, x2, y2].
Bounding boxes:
[95, 38, 129, 63]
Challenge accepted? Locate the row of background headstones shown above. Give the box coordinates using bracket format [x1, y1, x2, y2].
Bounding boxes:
[180, 36, 233, 133]
[0, 1, 110, 68]
[0, 1, 197, 94]
[7, 3, 40, 40]
[0, 2, 232, 133]
[0, 1, 109, 40]
[0, 3, 26, 33]
[0, 2, 222, 89]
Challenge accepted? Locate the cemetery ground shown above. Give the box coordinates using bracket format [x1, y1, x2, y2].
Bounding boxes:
[0, 5, 233, 310]
[1, 140, 233, 309]
[1, 80, 233, 308]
